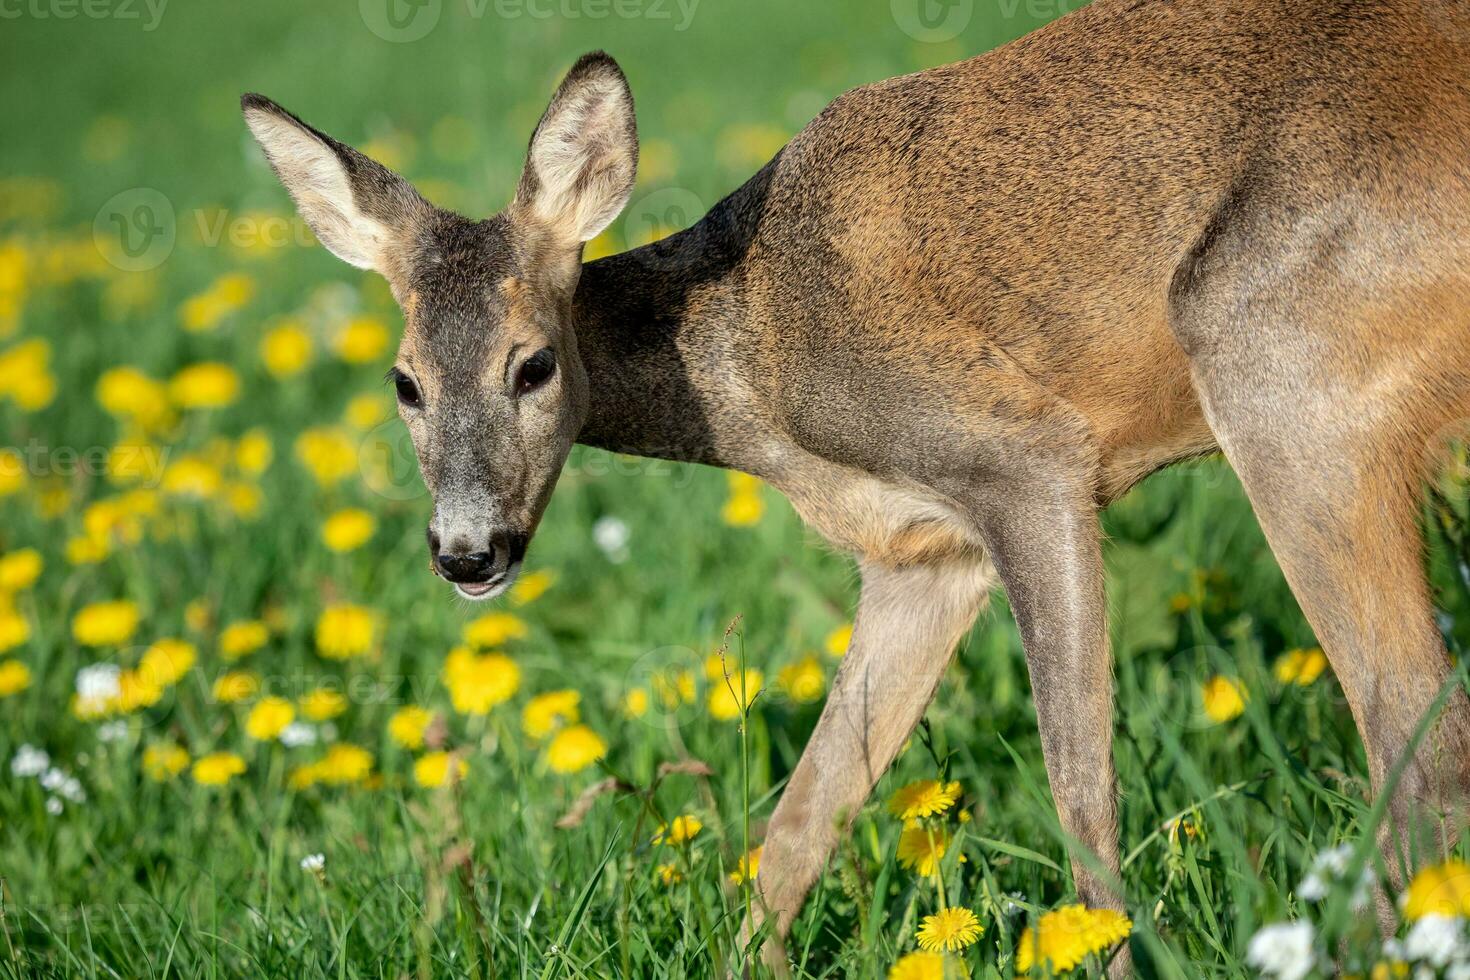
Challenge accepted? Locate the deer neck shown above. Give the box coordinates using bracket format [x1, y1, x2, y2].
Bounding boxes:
[570, 186, 770, 470]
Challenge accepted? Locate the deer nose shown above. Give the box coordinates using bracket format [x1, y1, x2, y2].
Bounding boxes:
[434, 550, 496, 583]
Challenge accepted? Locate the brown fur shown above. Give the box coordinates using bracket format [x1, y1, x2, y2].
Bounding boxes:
[244, 2, 1470, 971]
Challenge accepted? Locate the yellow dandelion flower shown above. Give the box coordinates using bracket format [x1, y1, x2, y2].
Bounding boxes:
[729, 846, 761, 885]
[245, 696, 295, 739]
[223, 481, 263, 519]
[1401, 859, 1470, 921]
[888, 780, 962, 822]
[443, 647, 521, 715]
[463, 611, 528, 649]
[212, 671, 258, 704]
[896, 825, 953, 877]
[220, 619, 269, 660]
[622, 688, 649, 719]
[708, 668, 763, 721]
[653, 815, 703, 846]
[0, 659, 31, 696]
[721, 491, 764, 527]
[192, 751, 246, 786]
[321, 508, 376, 553]
[653, 668, 696, 708]
[523, 689, 580, 739]
[545, 724, 606, 774]
[143, 743, 189, 781]
[95, 366, 172, 431]
[334, 316, 389, 363]
[288, 762, 322, 789]
[260, 320, 313, 377]
[917, 907, 983, 952]
[315, 604, 375, 659]
[388, 705, 433, 749]
[1201, 675, 1247, 723]
[72, 599, 140, 647]
[137, 638, 196, 688]
[0, 547, 42, 592]
[343, 392, 389, 430]
[510, 569, 555, 605]
[886, 951, 948, 980]
[180, 273, 253, 332]
[294, 427, 358, 488]
[776, 656, 826, 704]
[1274, 647, 1329, 686]
[0, 448, 25, 497]
[168, 362, 240, 409]
[1016, 904, 1132, 974]
[300, 688, 347, 722]
[114, 668, 163, 713]
[825, 623, 853, 658]
[234, 429, 273, 476]
[0, 608, 30, 653]
[413, 750, 467, 788]
[315, 743, 373, 785]
[161, 455, 223, 499]
[0, 339, 56, 411]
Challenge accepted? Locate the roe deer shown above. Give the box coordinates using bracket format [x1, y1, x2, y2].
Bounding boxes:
[243, 0, 1470, 970]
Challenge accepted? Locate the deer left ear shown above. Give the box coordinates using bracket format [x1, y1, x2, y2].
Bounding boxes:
[514, 52, 638, 249]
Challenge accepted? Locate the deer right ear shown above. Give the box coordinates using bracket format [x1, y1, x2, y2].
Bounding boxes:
[241, 94, 428, 273]
[513, 52, 638, 250]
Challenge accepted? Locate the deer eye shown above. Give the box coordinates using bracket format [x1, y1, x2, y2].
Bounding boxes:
[389, 368, 422, 409]
[517, 348, 556, 395]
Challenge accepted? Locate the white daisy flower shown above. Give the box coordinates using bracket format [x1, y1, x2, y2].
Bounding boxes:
[1245, 921, 1317, 980]
[11, 744, 49, 777]
[1404, 915, 1466, 968]
[592, 516, 630, 563]
[279, 723, 318, 747]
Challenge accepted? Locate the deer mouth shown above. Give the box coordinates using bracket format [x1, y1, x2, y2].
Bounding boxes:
[450, 563, 520, 602]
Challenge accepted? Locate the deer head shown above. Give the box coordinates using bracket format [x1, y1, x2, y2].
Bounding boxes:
[242, 53, 638, 599]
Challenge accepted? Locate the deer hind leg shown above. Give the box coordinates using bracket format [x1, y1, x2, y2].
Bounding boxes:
[746, 557, 994, 971]
[1176, 249, 1470, 878]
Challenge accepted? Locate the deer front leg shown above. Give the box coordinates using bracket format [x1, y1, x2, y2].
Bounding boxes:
[746, 557, 994, 971]
[973, 481, 1125, 919]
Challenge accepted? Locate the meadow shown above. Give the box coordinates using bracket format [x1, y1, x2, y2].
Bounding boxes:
[2, 0, 1470, 976]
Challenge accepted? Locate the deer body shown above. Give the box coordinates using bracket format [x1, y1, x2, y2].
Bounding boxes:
[245, 0, 1470, 970]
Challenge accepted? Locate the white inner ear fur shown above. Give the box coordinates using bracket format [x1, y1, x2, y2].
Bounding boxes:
[244, 109, 391, 271]
[526, 76, 636, 245]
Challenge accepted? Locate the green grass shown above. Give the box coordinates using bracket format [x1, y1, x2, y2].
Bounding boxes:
[2, 1, 1469, 976]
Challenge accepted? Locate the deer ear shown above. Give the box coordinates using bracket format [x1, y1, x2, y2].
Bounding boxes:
[514, 52, 638, 248]
[241, 93, 428, 273]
